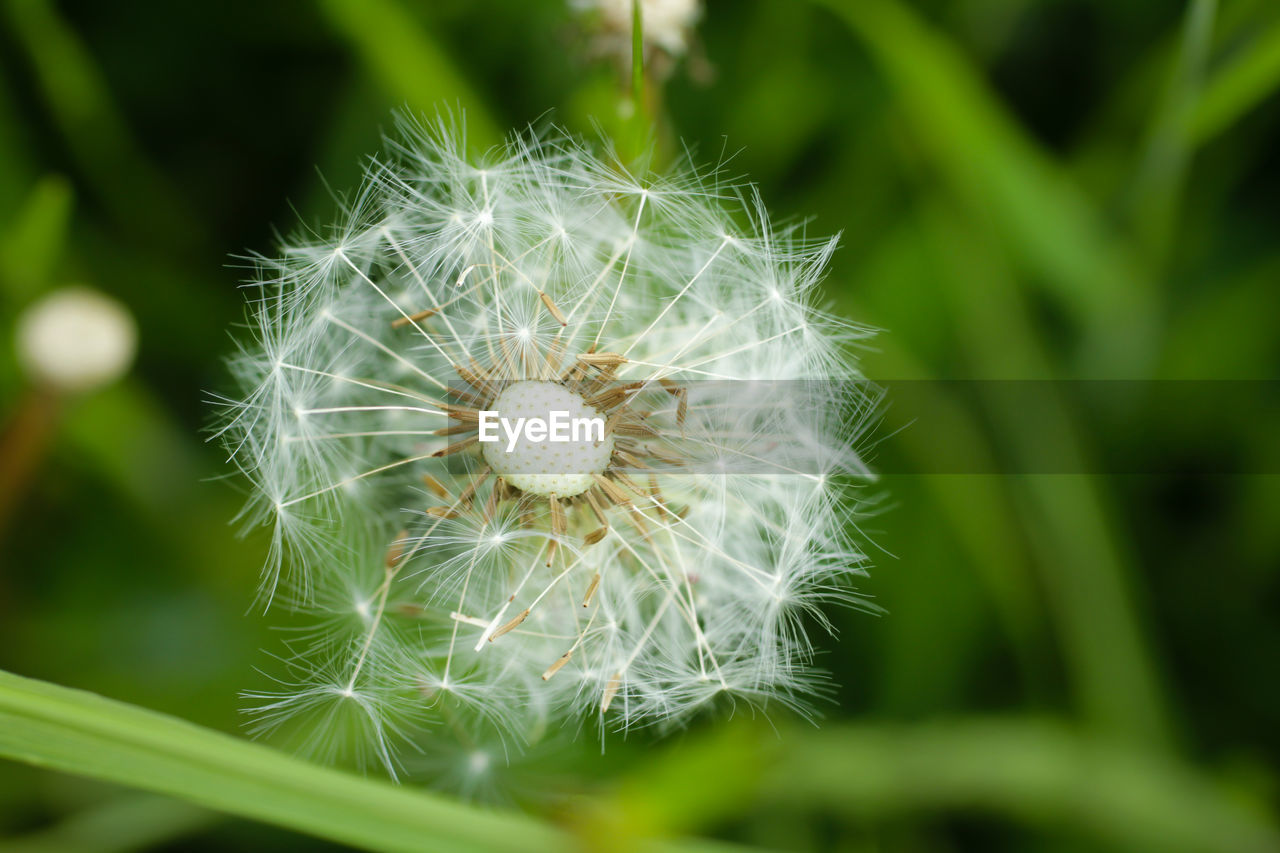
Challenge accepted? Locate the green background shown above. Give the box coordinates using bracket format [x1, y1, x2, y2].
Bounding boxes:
[1, 0, 1278, 850]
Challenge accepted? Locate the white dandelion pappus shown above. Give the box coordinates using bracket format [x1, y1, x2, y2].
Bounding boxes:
[216, 114, 877, 773]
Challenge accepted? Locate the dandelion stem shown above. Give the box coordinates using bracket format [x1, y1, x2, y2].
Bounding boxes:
[631, 0, 645, 109]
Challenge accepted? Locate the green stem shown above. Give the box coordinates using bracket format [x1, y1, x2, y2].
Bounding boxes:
[632, 0, 645, 107]
[625, 0, 655, 164]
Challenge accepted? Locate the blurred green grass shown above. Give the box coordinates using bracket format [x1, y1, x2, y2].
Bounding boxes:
[0, 0, 1278, 851]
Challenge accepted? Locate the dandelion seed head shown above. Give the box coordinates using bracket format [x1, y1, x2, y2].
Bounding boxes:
[216, 114, 878, 775]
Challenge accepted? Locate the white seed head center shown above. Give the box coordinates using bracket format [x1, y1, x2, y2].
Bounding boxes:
[481, 380, 614, 498]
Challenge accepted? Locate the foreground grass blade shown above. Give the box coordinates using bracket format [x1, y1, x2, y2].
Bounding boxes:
[0, 669, 708, 853]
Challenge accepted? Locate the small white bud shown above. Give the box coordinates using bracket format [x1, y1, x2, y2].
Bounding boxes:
[16, 287, 137, 393]
[573, 0, 702, 59]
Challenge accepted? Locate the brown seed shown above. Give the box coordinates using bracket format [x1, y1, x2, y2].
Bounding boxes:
[450, 389, 488, 409]
[390, 307, 438, 328]
[454, 363, 494, 395]
[613, 449, 652, 470]
[578, 352, 627, 368]
[458, 468, 491, 505]
[432, 435, 479, 457]
[611, 470, 647, 498]
[541, 651, 573, 681]
[539, 291, 568, 326]
[384, 530, 410, 567]
[613, 421, 661, 438]
[592, 474, 633, 506]
[490, 608, 530, 641]
[581, 572, 602, 607]
[600, 673, 622, 712]
[584, 489, 610, 526]
[586, 381, 645, 410]
[425, 506, 461, 520]
[583, 527, 609, 546]
[584, 387, 627, 410]
[432, 422, 478, 436]
[638, 446, 685, 468]
[590, 484, 617, 509]
[483, 477, 504, 520]
[549, 494, 567, 536]
[421, 474, 450, 500]
[443, 405, 481, 423]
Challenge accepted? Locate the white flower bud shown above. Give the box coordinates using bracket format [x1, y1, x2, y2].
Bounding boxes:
[573, 0, 702, 58]
[16, 287, 137, 393]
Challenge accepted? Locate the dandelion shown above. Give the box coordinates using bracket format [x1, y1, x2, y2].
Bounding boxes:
[1, 288, 137, 530]
[216, 114, 877, 774]
[16, 287, 137, 393]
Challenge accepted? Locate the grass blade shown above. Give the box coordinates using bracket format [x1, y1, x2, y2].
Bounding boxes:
[318, 0, 501, 149]
[3, 0, 197, 247]
[1129, 0, 1218, 257]
[764, 720, 1280, 853]
[0, 669, 567, 853]
[812, 0, 1157, 372]
[1191, 14, 1280, 143]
